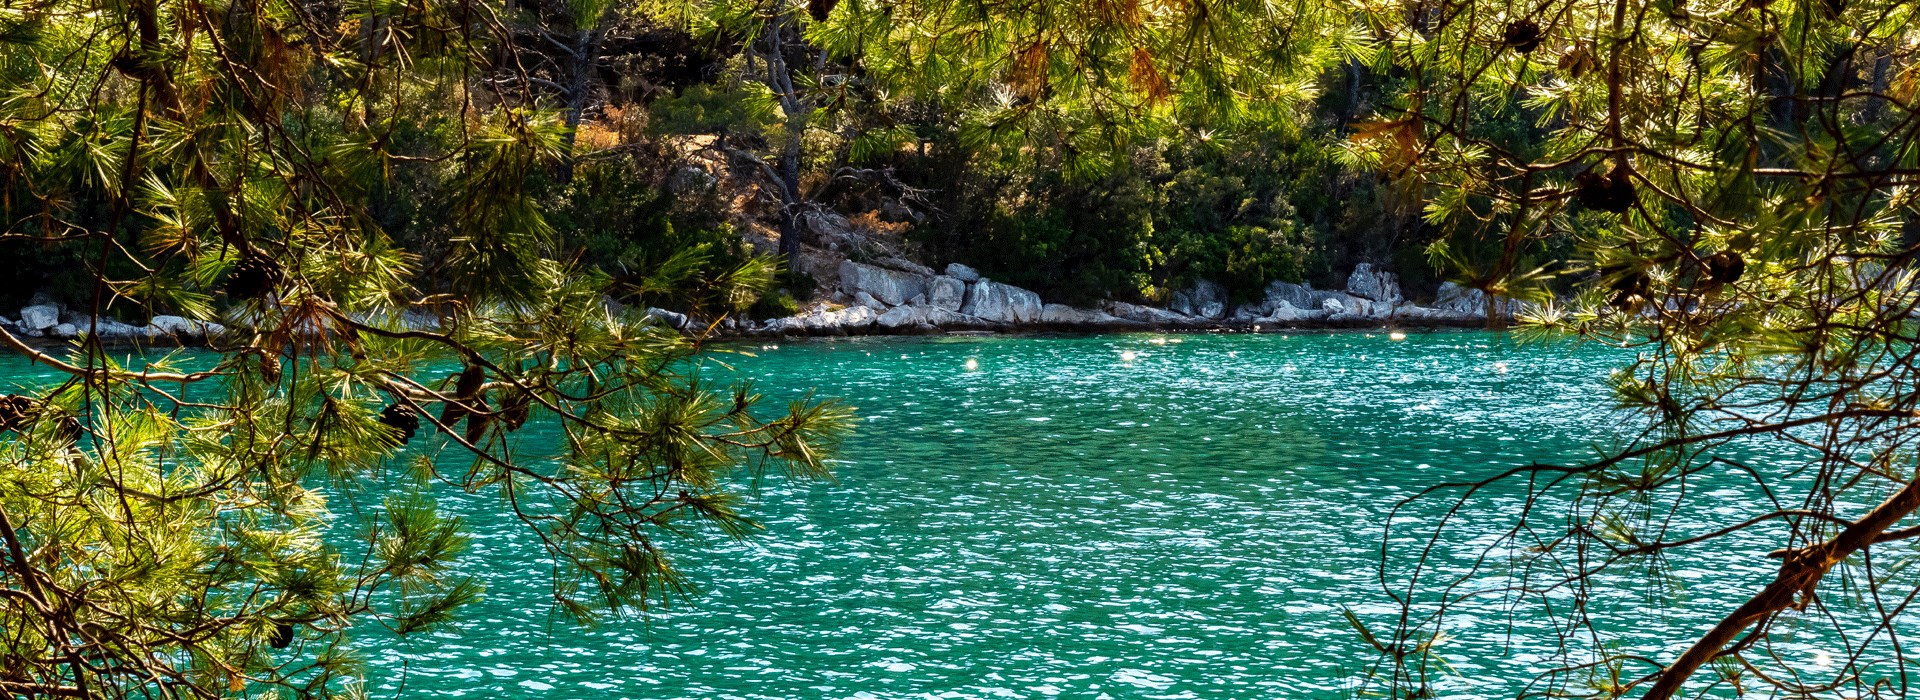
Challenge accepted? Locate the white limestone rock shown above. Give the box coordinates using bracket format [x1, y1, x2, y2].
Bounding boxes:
[645, 307, 691, 330]
[42, 318, 154, 340]
[834, 305, 877, 329]
[794, 306, 867, 332]
[960, 279, 1043, 324]
[18, 304, 58, 331]
[1395, 304, 1479, 323]
[1260, 282, 1350, 317]
[927, 276, 967, 312]
[839, 260, 930, 307]
[1434, 282, 1530, 320]
[1170, 280, 1228, 319]
[854, 291, 887, 310]
[876, 305, 926, 329]
[944, 263, 982, 282]
[1345, 263, 1404, 304]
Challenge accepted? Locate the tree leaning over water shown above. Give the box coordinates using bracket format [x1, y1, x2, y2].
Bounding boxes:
[1358, 0, 1920, 694]
[0, 0, 848, 695]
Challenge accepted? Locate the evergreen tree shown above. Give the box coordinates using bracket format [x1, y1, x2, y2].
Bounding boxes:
[0, 0, 846, 696]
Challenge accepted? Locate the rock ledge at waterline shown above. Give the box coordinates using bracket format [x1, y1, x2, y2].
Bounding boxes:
[0, 262, 1529, 346]
[1, 298, 227, 346]
[729, 261, 1531, 337]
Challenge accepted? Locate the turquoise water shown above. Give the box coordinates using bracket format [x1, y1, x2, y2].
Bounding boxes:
[349, 331, 1811, 699]
[0, 333, 1833, 697]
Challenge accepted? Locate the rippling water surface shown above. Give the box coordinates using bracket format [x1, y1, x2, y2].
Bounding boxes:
[359, 330, 1782, 700]
[3, 332, 1836, 698]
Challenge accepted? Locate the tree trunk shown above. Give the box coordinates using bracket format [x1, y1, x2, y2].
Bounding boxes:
[557, 29, 600, 185]
[777, 129, 804, 262]
[761, 12, 810, 264]
[1865, 47, 1893, 123]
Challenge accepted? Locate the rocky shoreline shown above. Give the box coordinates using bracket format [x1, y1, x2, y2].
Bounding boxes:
[0, 263, 1527, 349]
[0, 295, 227, 347]
[714, 261, 1527, 337]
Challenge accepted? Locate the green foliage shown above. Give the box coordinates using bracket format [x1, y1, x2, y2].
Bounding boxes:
[648, 79, 777, 136]
[0, 0, 840, 695]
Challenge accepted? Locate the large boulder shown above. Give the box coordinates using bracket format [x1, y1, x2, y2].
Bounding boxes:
[1345, 263, 1404, 304]
[944, 263, 982, 282]
[666, 165, 717, 195]
[18, 305, 58, 331]
[834, 305, 878, 329]
[770, 305, 877, 334]
[960, 279, 1043, 324]
[876, 305, 926, 330]
[1434, 282, 1529, 319]
[645, 307, 692, 330]
[927, 276, 967, 312]
[839, 260, 930, 307]
[1170, 280, 1228, 319]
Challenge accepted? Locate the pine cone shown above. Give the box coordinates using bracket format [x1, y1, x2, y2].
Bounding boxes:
[378, 403, 420, 445]
[1703, 251, 1746, 286]
[224, 256, 283, 300]
[1503, 20, 1544, 53]
[1575, 166, 1636, 213]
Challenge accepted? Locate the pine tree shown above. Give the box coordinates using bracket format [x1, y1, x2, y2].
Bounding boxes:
[0, 0, 847, 696]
